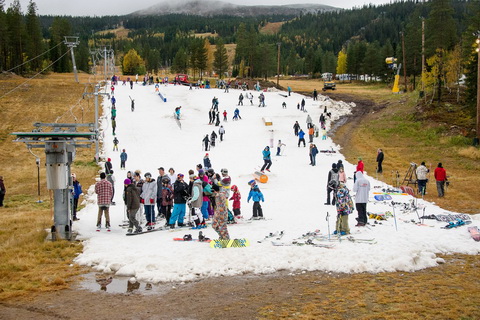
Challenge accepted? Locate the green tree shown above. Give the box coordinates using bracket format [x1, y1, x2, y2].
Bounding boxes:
[363, 42, 383, 80]
[213, 38, 228, 79]
[6, 0, 25, 73]
[122, 48, 145, 75]
[0, 0, 8, 71]
[25, 0, 43, 72]
[49, 17, 71, 73]
[172, 47, 188, 74]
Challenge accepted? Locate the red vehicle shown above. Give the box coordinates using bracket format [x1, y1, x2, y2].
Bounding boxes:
[174, 74, 189, 84]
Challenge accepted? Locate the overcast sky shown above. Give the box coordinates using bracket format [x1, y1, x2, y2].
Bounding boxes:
[4, 0, 393, 16]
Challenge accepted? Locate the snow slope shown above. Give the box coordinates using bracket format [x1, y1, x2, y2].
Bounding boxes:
[73, 81, 480, 283]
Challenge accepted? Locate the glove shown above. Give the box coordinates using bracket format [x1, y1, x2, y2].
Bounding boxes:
[140, 199, 144, 204]
[150, 199, 154, 204]
[187, 199, 192, 206]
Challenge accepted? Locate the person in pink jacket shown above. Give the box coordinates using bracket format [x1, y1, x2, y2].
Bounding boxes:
[229, 185, 242, 218]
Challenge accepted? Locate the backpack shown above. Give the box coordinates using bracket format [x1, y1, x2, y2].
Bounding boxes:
[329, 170, 339, 185]
[203, 183, 213, 196]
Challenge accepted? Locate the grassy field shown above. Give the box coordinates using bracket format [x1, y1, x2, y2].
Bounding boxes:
[0, 74, 479, 319]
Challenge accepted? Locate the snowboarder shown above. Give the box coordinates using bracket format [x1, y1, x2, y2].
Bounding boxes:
[203, 134, 210, 151]
[95, 172, 113, 230]
[120, 149, 127, 169]
[141, 172, 157, 229]
[212, 183, 230, 239]
[353, 171, 370, 226]
[334, 182, 354, 235]
[260, 146, 272, 172]
[72, 173, 82, 221]
[293, 121, 300, 136]
[113, 137, 119, 151]
[376, 148, 384, 174]
[124, 178, 142, 234]
[238, 93, 244, 106]
[233, 108, 241, 120]
[219, 126, 225, 141]
[247, 184, 264, 220]
[309, 144, 318, 166]
[434, 163, 447, 197]
[276, 140, 286, 156]
[325, 163, 339, 205]
[298, 129, 306, 147]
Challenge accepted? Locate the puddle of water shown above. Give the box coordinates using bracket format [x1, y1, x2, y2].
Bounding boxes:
[78, 272, 175, 295]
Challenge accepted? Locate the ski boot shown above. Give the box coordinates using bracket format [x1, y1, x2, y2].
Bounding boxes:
[183, 234, 192, 241]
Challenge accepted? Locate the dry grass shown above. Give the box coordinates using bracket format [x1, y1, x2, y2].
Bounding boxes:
[259, 21, 286, 35]
[194, 32, 219, 38]
[0, 72, 99, 300]
[96, 26, 131, 39]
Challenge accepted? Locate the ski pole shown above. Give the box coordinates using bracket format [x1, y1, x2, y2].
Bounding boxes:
[391, 201, 398, 231]
[326, 212, 330, 241]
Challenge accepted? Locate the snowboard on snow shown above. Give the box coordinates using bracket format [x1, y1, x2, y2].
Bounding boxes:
[210, 238, 250, 248]
[374, 194, 392, 201]
[467, 226, 480, 241]
[441, 219, 472, 229]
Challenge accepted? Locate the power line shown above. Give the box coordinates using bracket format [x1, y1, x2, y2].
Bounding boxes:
[0, 49, 70, 100]
[3, 42, 63, 73]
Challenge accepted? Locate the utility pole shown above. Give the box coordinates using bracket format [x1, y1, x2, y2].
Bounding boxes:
[276, 42, 281, 88]
[83, 85, 110, 162]
[401, 32, 407, 92]
[104, 46, 108, 82]
[421, 17, 425, 100]
[64, 36, 80, 83]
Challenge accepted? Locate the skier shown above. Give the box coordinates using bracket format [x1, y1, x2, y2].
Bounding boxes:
[232, 108, 241, 120]
[140, 172, 157, 229]
[260, 146, 272, 172]
[229, 185, 242, 218]
[282, 102, 286, 109]
[238, 93, 244, 106]
[120, 149, 127, 169]
[202, 134, 210, 151]
[334, 182, 354, 235]
[325, 163, 339, 205]
[94, 172, 113, 230]
[208, 131, 216, 148]
[130, 97, 135, 112]
[276, 140, 286, 156]
[219, 126, 225, 141]
[187, 177, 205, 229]
[313, 88, 318, 101]
[293, 121, 300, 136]
[298, 129, 306, 147]
[169, 173, 189, 228]
[72, 173, 82, 221]
[434, 163, 447, 197]
[203, 153, 212, 171]
[353, 171, 370, 227]
[309, 143, 319, 166]
[223, 110, 227, 121]
[212, 183, 230, 239]
[113, 137, 119, 151]
[0, 176, 6, 207]
[124, 178, 142, 234]
[247, 183, 264, 220]
[416, 161, 429, 195]
[376, 148, 384, 174]
[111, 106, 117, 120]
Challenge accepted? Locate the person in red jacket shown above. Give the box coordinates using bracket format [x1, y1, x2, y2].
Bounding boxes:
[434, 163, 447, 197]
[229, 185, 242, 218]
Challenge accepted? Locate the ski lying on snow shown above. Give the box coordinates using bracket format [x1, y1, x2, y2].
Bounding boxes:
[271, 240, 335, 248]
[125, 227, 166, 236]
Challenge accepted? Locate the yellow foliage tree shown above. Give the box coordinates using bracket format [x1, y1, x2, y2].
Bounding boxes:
[122, 49, 145, 75]
[336, 49, 347, 75]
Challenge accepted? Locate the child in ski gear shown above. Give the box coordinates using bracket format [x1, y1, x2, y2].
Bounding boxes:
[334, 182, 354, 235]
[95, 172, 113, 229]
[120, 149, 127, 169]
[212, 183, 230, 239]
[416, 162, 429, 195]
[260, 146, 272, 172]
[72, 173, 82, 221]
[233, 108, 241, 120]
[353, 171, 370, 226]
[141, 172, 157, 228]
[113, 137, 119, 151]
[229, 185, 242, 218]
[434, 163, 447, 197]
[322, 129, 327, 140]
[325, 163, 339, 205]
[338, 166, 347, 184]
[124, 178, 142, 233]
[247, 184, 264, 219]
[282, 102, 286, 109]
[276, 140, 286, 156]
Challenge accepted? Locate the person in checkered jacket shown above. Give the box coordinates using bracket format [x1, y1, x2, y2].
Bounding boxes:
[95, 172, 114, 229]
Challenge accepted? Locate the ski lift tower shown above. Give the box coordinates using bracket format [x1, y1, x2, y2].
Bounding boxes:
[64, 36, 80, 83]
[12, 123, 96, 240]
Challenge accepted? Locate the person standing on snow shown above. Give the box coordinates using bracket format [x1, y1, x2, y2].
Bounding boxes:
[113, 137, 119, 151]
[238, 93, 244, 106]
[72, 173, 82, 221]
[416, 161, 429, 195]
[334, 182, 354, 235]
[141, 172, 157, 229]
[187, 177, 206, 229]
[298, 129, 306, 147]
[124, 178, 142, 234]
[219, 126, 225, 141]
[434, 163, 447, 197]
[95, 172, 113, 230]
[203, 153, 212, 171]
[325, 163, 339, 205]
[105, 158, 113, 175]
[260, 146, 272, 172]
[169, 173, 189, 228]
[203, 134, 210, 151]
[247, 183, 264, 220]
[212, 183, 230, 239]
[233, 108, 241, 120]
[308, 126, 315, 143]
[353, 171, 370, 227]
[120, 149, 127, 169]
[229, 185, 242, 218]
[293, 121, 300, 136]
[313, 88, 318, 101]
[309, 144, 318, 166]
[276, 140, 286, 156]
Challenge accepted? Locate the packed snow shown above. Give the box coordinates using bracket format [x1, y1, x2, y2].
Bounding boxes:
[73, 80, 480, 284]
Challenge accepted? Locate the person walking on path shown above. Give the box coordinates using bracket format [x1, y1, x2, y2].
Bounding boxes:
[309, 144, 318, 166]
[276, 140, 286, 156]
[434, 163, 447, 197]
[293, 121, 300, 136]
[113, 137, 119, 151]
[72, 173, 82, 221]
[313, 89, 318, 101]
[124, 178, 142, 234]
[0, 176, 6, 207]
[298, 129, 306, 147]
[219, 126, 225, 141]
[120, 149, 127, 170]
[95, 172, 113, 229]
[260, 146, 272, 172]
[376, 149, 384, 174]
[353, 171, 370, 226]
[202, 134, 210, 151]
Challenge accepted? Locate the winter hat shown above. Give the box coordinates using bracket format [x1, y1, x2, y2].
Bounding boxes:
[177, 173, 184, 179]
[198, 169, 205, 175]
[144, 172, 152, 178]
[231, 185, 238, 192]
[108, 158, 111, 162]
[221, 168, 228, 175]
[124, 178, 131, 185]
[332, 163, 337, 169]
[162, 177, 171, 183]
[205, 153, 209, 157]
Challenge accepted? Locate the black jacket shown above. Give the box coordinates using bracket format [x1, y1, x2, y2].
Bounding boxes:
[173, 180, 189, 203]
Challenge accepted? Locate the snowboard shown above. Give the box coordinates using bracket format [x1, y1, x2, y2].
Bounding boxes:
[374, 194, 392, 201]
[126, 226, 165, 236]
[467, 226, 480, 241]
[210, 238, 250, 248]
[373, 192, 407, 196]
[441, 219, 472, 229]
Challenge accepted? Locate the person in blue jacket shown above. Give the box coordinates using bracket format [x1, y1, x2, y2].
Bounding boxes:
[72, 173, 83, 221]
[260, 146, 272, 172]
[247, 184, 264, 220]
[120, 149, 127, 169]
[298, 129, 306, 147]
